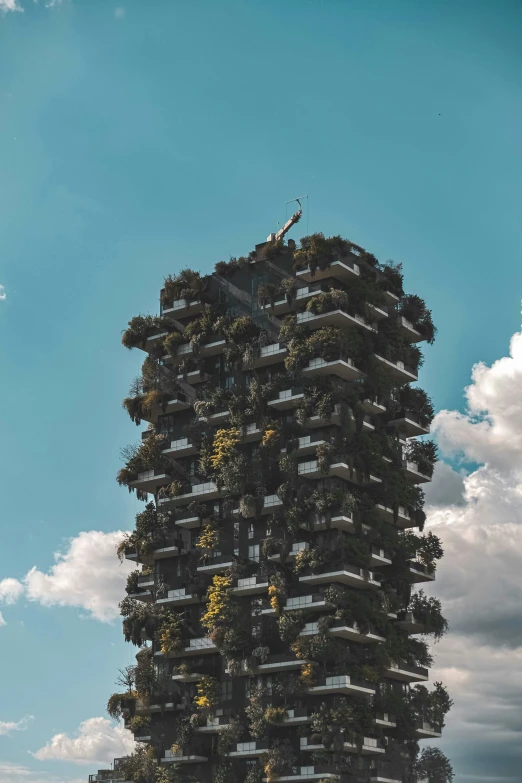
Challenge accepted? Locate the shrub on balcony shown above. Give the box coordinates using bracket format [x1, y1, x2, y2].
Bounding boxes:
[128, 715, 151, 733]
[194, 675, 220, 709]
[161, 269, 209, 306]
[293, 546, 325, 574]
[117, 503, 172, 563]
[217, 716, 244, 754]
[404, 439, 438, 477]
[264, 706, 288, 725]
[397, 386, 435, 427]
[117, 434, 170, 490]
[157, 611, 184, 656]
[408, 591, 448, 640]
[107, 691, 137, 719]
[201, 574, 233, 634]
[400, 294, 437, 345]
[261, 739, 296, 783]
[122, 315, 170, 350]
[268, 573, 286, 615]
[163, 330, 185, 358]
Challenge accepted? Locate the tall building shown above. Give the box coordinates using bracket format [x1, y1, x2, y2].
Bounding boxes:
[103, 225, 451, 783]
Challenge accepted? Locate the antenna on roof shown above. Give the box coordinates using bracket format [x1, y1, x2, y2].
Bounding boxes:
[266, 195, 308, 242]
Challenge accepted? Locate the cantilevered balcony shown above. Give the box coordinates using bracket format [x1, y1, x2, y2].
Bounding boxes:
[402, 460, 431, 483]
[309, 674, 375, 697]
[269, 541, 308, 562]
[241, 422, 263, 442]
[375, 712, 397, 728]
[162, 298, 204, 319]
[197, 554, 235, 575]
[160, 749, 208, 764]
[299, 564, 381, 590]
[195, 715, 232, 733]
[299, 621, 385, 644]
[280, 435, 326, 457]
[298, 459, 381, 486]
[398, 316, 423, 342]
[254, 342, 288, 367]
[408, 561, 435, 583]
[175, 369, 206, 385]
[130, 468, 171, 493]
[159, 481, 220, 508]
[305, 403, 341, 428]
[415, 720, 442, 738]
[302, 356, 364, 381]
[262, 765, 339, 782]
[268, 387, 304, 410]
[232, 493, 283, 517]
[162, 437, 198, 458]
[89, 774, 125, 783]
[370, 546, 392, 567]
[296, 258, 361, 283]
[300, 736, 385, 755]
[374, 355, 418, 383]
[283, 593, 333, 613]
[140, 394, 190, 424]
[370, 770, 402, 783]
[387, 410, 430, 437]
[127, 573, 155, 603]
[385, 661, 429, 683]
[395, 611, 427, 634]
[156, 587, 199, 607]
[175, 515, 201, 529]
[227, 741, 270, 758]
[232, 654, 313, 676]
[159, 636, 218, 657]
[282, 707, 312, 726]
[374, 503, 414, 528]
[297, 308, 375, 333]
[362, 398, 387, 415]
[231, 576, 269, 596]
[301, 512, 356, 533]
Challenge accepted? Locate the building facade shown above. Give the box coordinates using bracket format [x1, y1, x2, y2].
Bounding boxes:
[102, 230, 451, 783]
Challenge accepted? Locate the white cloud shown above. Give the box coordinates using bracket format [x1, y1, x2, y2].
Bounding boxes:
[0, 578, 24, 605]
[23, 530, 133, 622]
[33, 717, 134, 765]
[0, 716, 32, 736]
[425, 331, 522, 779]
[0, 614, 5, 628]
[0, 762, 83, 783]
[0, 0, 22, 13]
[114, 5, 125, 19]
[0, 285, 6, 301]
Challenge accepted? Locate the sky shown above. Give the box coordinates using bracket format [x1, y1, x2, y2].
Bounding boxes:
[0, 0, 522, 781]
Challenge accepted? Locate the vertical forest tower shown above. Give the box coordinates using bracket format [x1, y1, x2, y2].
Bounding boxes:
[105, 224, 451, 783]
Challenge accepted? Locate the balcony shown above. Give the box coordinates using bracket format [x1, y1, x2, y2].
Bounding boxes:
[374, 355, 418, 383]
[254, 342, 288, 367]
[141, 394, 190, 424]
[298, 564, 381, 590]
[160, 749, 207, 764]
[408, 562, 435, 583]
[162, 298, 204, 319]
[362, 398, 387, 415]
[156, 588, 199, 607]
[172, 670, 203, 682]
[195, 715, 232, 733]
[299, 621, 385, 644]
[227, 741, 269, 759]
[402, 460, 431, 484]
[89, 773, 124, 783]
[156, 636, 217, 657]
[375, 712, 397, 728]
[374, 504, 414, 529]
[280, 436, 326, 457]
[175, 369, 206, 385]
[232, 493, 283, 516]
[296, 258, 360, 283]
[309, 674, 375, 697]
[302, 512, 356, 533]
[268, 387, 304, 410]
[387, 410, 430, 437]
[395, 611, 427, 634]
[262, 765, 339, 782]
[370, 771, 402, 783]
[159, 481, 220, 508]
[300, 735, 385, 755]
[284, 593, 333, 613]
[262, 284, 324, 315]
[231, 576, 269, 596]
[302, 356, 364, 381]
[415, 720, 442, 738]
[298, 459, 381, 486]
[385, 661, 429, 683]
[282, 707, 312, 726]
[241, 422, 263, 443]
[130, 469, 171, 493]
[175, 515, 201, 530]
[162, 437, 198, 458]
[151, 542, 187, 560]
[198, 409, 230, 425]
[197, 555, 235, 575]
[127, 573, 155, 603]
[297, 308, 375, 333]
[305, 403, 341, 429]
[135, 699, 177, 714]
[398, 315, 423, 342]
[269, 541, 308, 563]
[370, 546, 392, 567]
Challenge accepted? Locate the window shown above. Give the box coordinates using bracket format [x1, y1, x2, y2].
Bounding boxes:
[252, 621, 261, 639]
[224, 375, 235, 390]
[221, 681, 233, 701]
[248, 544, 260, 562]
[248, 522, 254, 540]
[234, 521, 240, 541]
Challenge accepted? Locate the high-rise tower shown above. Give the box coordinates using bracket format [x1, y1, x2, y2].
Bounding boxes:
[103, 228, 452, 783]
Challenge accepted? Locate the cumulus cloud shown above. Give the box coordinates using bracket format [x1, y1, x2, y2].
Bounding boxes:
[0, 285, 6, 301]
[32, 717, 134, 765]
[0, 613, 5, 627]
[0, 716, 33, 735]
[0, 0, 22, 13]
[425, 331, 522, 779]
[23, 530, 133, 622]
[0, 578, 24, 604]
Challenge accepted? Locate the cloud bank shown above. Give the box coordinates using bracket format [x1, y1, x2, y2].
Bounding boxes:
[0, 530, 133, 623]
[33, 717, 135, 765]
[424, 331, 522, 780]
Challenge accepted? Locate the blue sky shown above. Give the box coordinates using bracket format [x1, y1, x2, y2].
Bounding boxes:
[1, 1, 522, 781]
